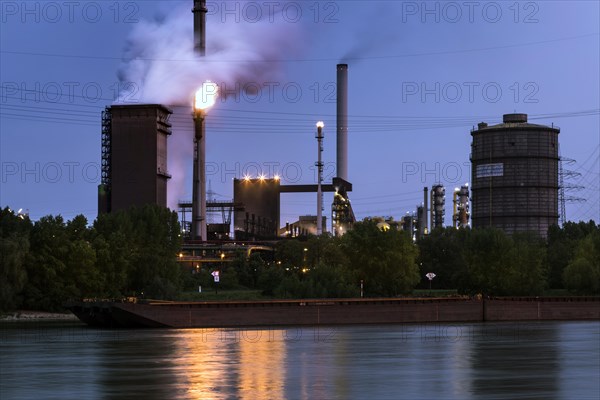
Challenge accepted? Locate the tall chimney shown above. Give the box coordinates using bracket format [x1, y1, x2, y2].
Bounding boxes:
[423, 186, 428, 234]
[192, 108, 207, 241]
[336, 64, 348, 181]
[192, 0, 207, 56]
[316, 122, 325, 235]
[192, 0, 208, 241]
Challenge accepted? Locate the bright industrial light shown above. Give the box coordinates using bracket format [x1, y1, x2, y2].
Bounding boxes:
[316, 121, 324, 128]
[243, 175, 251, 181]
[259, 174, 266, 181]
[194, 81, 219, 110]
[274, 174, 280, 181]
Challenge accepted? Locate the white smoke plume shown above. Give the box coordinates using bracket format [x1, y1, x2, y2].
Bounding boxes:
[115, 2, 306, 209]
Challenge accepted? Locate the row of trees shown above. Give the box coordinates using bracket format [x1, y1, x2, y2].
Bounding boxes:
[0, 206, 182, 311]
[1, 204, 598, 312]
[417, 221, 599, 295]
[184, 220, 599, 299]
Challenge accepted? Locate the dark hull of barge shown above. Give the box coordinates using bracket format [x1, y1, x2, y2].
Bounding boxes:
[66, 297, 600, 329]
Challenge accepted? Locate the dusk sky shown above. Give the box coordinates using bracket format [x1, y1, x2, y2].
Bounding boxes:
[1, 0, 598, 229]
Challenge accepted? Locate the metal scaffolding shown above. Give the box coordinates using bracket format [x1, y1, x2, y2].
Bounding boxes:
[101, 107, 112, 188]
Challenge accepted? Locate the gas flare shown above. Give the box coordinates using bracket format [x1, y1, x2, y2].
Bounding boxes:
[194, 81, 218, 111]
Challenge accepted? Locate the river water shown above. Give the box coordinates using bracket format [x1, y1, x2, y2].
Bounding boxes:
[1, 320, 598, 399]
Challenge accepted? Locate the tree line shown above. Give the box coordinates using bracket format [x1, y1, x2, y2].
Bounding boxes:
[1, 206, 598, 312]
[189, 219, 599, 299]
[417, 221, 599, 296]
[0, 206, 182, 311]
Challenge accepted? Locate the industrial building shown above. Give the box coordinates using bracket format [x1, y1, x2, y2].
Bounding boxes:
[279, 216, 328, 237]
[331, 63, 356, 236]
[470, 113, 560, 237]
[233, 177, 281, 240]
[95, 0, 570, 261]
[453, 185, 470, 228]
[98, 104, 172, 214]
[430, 184, 446, 230]
[231, 177, 352, 240]
[225, 64, 355, 240]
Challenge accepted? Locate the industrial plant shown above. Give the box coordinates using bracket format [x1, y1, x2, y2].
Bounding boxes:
[97, 0, 563, 262]
[98, 104, 172, 214]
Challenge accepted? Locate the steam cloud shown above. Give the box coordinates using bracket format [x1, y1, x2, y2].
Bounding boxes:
[115, 2, 305, 209]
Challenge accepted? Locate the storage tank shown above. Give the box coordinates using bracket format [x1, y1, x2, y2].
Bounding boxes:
[470, 113, 559, 237]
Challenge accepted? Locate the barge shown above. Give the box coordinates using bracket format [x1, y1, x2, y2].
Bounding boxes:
[67, 296, 600, 328]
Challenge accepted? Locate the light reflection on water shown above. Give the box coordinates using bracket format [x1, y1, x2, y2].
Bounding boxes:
[1, 321, 598, 400]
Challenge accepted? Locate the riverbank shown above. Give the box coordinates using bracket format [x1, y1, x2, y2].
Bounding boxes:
[0, 310, 78, 321]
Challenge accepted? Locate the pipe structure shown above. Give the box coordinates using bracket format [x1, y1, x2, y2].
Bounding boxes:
[431, 184, 445, 229]
[316, 122, 325, 235]
[192, 0, 207, 56]
[193, 109, 207, 241]
[430, 189, 434, 232]
[457, 184, 470, 228]
[191, 0, 207, 240]
[336, 64, 348, 181]
[423, 187, 428, 235]
[453, 188, 459, 228]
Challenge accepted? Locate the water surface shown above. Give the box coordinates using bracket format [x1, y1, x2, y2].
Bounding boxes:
[1, 321, 598, 399]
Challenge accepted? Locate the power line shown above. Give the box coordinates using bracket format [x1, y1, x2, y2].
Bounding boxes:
[2, 97, 599, 133]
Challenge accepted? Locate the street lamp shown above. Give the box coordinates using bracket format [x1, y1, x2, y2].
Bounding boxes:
[220, 251, 225, 274]
[303, 247, 308, 269]
[192, 81, 219, 241]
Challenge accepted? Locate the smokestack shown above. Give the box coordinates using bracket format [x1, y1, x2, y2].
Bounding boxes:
[192, 109, 207, 241]
[423, 187, 428, 234]
[191, 0, 208, 241]
[192, 0, 207, 56]
[336, 64, 348, 181]
[316, 122, 325, 235]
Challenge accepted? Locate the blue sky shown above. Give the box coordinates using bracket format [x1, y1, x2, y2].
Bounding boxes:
[1, 0, 599, 228]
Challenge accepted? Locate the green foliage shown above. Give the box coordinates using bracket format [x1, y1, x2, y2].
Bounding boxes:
[563, 231, 600, 294]
[547, 221, 598, 289]
[230, 251, 264, 289]
[1, 205, 183, 311]
[341, 219, 420, 296]
[257, 265, 284, 296]
[417, 227, 469, 290]
[275, 240, 307, 270]
[1, 202, 598, 312]
[0, 208, 32, 311]
[461, 228, 513, 295]
[93, 205, 183, 299]
[503, 233, 547, 295]
[420, 228, 549, 296]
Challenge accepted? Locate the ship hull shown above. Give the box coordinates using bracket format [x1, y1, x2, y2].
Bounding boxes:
[66, 297, 600, 329]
